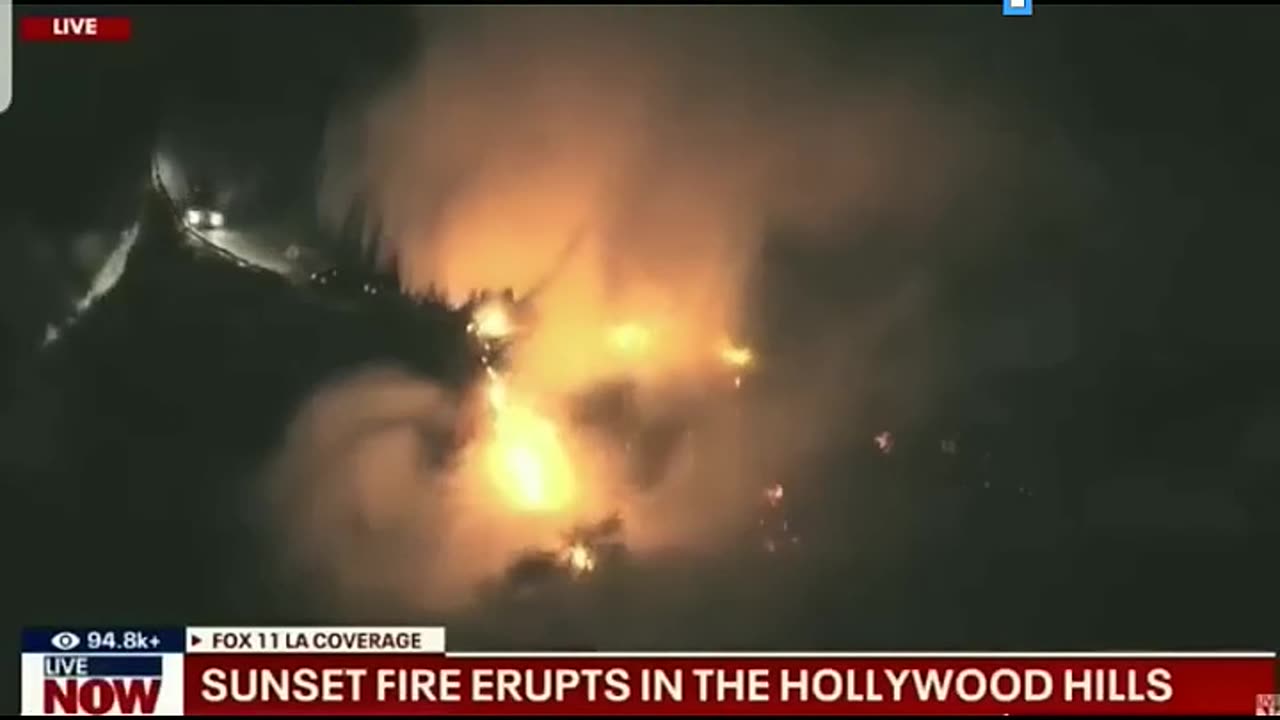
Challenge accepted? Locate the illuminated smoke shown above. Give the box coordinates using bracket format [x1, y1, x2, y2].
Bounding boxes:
[321, 8, 986, 391]
[260, 365, 606, 617]
[260, 366, 463, 615]
[42, 224, 140, 349]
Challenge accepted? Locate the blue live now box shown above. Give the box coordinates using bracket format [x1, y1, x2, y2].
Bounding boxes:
[1004, 0, 1033, 16]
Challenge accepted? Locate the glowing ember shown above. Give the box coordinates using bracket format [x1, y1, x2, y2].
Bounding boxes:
[719, 342, 754, 368]
[874, 431, 894, 454]
[764, 483, 784, 507]
[607, 323, 653, 355]
[561, 541, 597, 576]
[470, 300, 515, 340]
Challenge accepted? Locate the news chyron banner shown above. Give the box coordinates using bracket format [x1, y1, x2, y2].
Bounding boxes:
[21, 627, 1280, 715]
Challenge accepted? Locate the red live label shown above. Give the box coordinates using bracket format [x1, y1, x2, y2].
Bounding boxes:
[19, 16, 132, 42]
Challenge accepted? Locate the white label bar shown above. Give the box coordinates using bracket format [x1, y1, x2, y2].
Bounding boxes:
[185, 626, 445, 654]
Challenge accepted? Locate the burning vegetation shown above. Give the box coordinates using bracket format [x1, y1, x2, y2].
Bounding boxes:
[456, 285, 763, 578]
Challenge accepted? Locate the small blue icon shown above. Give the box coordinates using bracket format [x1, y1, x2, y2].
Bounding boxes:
[1003, 0, 1033, 16]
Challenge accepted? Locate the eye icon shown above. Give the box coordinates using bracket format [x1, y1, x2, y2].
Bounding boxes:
[51, 632, 80, 651]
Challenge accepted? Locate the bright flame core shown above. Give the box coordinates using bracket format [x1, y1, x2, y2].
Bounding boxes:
[561, 541, 597, 576]
[481, 368, 577, 514]
[719, 342, 754, 368]
[608, 323, 653, 355]
[470, 301, 515, 340]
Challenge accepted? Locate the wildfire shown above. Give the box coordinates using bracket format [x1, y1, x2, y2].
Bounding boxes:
[481, 367, 577, 514]
[461, 288, 772, 567]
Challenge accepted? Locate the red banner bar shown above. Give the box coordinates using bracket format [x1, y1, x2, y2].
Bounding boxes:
[184, 654, 1277, 715]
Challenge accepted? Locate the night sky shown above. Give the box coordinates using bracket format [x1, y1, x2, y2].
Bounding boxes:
[2, 6, 1278, 708]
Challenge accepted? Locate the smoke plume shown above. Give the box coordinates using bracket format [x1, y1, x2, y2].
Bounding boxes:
[292, 7, 1015, 619]
[322, 7, 986, 360]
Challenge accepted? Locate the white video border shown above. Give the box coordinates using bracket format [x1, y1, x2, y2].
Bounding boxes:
[1, 0, 11, 112]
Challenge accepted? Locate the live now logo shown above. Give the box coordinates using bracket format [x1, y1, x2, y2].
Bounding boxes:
[19, 16, 132, 42]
